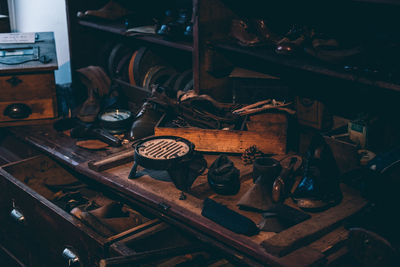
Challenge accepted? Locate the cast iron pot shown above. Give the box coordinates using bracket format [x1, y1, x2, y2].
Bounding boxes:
[128, 135, 196, 191]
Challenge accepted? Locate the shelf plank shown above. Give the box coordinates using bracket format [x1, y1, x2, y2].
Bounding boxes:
[77, 19, 193, 52]
[214, 42, 400, 93]
[352, 0, 400, 5]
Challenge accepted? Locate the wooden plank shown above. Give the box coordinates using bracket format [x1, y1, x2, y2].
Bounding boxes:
[278, 247, 326, 267]
[116, 222, 170, 244]
[77, 20, 193, 52]
[325, 246, 349, 266]
[88, 149, 134, 172]
[276, 227, 349, 267]
[0, 243, 27, 267]
[308, 227, 349, 254]
[155, 113, 286, 154]
[214, 42, 400, 93]
[100, 244, 204, 267]
[194, 0, 233, 99]
[106, 219, 161, 243]
[261, 188, 367, 256]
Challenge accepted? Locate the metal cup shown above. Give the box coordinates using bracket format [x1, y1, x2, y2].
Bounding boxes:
[252, 157, 282, 189]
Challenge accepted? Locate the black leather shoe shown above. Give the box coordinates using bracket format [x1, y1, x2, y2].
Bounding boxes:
[157, 8, 191, 40]
[231, 19, 261, 47]
[129, 99, 165, 140]
[275, 24, 309, 55]
[292, 133, 342, 211]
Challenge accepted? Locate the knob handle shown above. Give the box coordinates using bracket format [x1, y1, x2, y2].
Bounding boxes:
[10, 208, 25, 223]
[62, 248, 80, 266]
[3, 103, 32, 119]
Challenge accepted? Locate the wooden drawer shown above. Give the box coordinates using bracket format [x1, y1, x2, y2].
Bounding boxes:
[0, 98, 56, 122]
[0, 155, 158, 267]
[0, 73, 55, 101]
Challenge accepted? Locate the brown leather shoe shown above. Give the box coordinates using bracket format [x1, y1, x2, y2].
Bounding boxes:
[77, 0, 131, 21]
[231, 19, 261, 47]
[76, 66, 110, 122]
[275, 24, 309, 55]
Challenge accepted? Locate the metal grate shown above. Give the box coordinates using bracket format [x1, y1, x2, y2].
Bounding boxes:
[137, 138, 190, 160]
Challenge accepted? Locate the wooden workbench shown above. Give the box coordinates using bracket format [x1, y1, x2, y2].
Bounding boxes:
[9, 124, 367, 266]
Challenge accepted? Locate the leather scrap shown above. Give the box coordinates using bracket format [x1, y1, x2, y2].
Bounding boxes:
[76, 139, 109, 150]
[202, 198, 259, 236]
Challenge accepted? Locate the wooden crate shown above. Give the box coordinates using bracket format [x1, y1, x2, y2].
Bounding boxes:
[154, 113, 287, 154]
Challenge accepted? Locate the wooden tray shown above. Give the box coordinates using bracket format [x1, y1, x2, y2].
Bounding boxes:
[84, 152, 368, 266]
[154, 113, 287, 154]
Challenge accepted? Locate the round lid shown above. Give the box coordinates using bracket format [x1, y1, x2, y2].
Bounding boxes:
[99, 109, 132, 122]
[135, 136, 193, 161]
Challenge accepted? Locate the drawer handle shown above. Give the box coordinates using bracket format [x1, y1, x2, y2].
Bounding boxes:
[10, 209, 25, 223]
[6, 76, 23, 87]
[3, 103, 32, 119]
[62, 248, 80, 266]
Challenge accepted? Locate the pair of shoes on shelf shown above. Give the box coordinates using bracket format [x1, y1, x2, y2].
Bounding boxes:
[156, 8, 193, 40]
[230, 18, 278, 47]
[275, 24, 310, 56]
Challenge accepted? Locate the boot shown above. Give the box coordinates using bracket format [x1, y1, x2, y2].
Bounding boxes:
[129, 99, 165, 140]
[77, 87, 100, 123]
[292, 133, 342, 211]
[76, 66, 111, 123]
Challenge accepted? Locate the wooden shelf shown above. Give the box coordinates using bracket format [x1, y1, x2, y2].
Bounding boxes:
[352, 0, 400, 5]
[77, 19, 193, 52]
[214, 41, 400, 93]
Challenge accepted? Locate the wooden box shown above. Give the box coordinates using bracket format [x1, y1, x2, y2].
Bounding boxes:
[0, 32, 58, 126]
[154, 112, 287, 154]
[296, 97, 332, 130]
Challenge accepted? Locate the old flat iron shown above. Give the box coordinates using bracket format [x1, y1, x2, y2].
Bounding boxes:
[128, 136, 204, 192]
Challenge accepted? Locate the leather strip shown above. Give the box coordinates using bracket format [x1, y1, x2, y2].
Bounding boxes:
[128, 50, 138, 86]
[98, 41, 116, 72]
[163, 72, 180, 88]
[182, 78, 194, 92]
[91, 66, 111, 97]
[115, 52, 133, 82]
[133, 47, 164, 87]
[146, 67, 176, 91]
[173, 69, 193, 92]
[142, 65, 165, 91]
[76, 66, 110, 97]
[108, 43, 133, 79]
